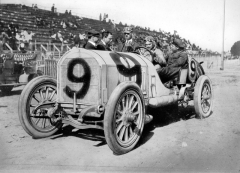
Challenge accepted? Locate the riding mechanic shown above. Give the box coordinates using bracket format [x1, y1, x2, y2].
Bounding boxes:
[156, 38, 188, 83]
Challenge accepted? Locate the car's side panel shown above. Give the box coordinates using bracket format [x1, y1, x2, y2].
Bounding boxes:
[134, 54, 171, 98]
[91, 51, 147, 102]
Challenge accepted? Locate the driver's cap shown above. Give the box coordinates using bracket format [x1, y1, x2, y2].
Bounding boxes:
[145, 36, 154, 42]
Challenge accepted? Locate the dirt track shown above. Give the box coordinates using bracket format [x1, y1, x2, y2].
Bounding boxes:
[0, 61, 240, 172]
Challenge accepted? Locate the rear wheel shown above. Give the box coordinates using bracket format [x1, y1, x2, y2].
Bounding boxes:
[18, 76, 62, 138]
[104, 82, 145, 155]
[194, 75, 213, 119]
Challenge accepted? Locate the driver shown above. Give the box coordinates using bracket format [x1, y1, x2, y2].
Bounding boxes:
[142, 36, 166, 69]
[156, 38, 188, 83]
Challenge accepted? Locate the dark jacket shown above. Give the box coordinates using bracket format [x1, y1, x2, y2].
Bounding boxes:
[73, 34, 81, 45]
[96, 40, 111, 51]
[166, 49, 188, 68]
[117, 40, 138, 52]
[84, 41, 97, 50]
[157, 49, 188, 83]
[51, 6, 54, 12]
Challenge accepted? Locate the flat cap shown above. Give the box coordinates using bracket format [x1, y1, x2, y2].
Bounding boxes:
[172, 38, 185, 48]
[88, 29, 100, 37]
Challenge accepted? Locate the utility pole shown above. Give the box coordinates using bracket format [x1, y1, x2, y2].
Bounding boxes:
[220, 0, 226, 70]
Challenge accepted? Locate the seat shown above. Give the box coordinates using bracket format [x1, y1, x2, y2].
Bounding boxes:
[175, 68, 188, 85]
[164, 67, 188, 88]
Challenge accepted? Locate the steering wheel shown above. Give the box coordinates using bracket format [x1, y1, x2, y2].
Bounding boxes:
[133, 46, 154, 57]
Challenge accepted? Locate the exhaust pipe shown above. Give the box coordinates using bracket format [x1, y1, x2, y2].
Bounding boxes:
[148, 95, 178, 108]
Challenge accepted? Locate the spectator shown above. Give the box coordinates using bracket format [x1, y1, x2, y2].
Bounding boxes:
[69, 10, 72, 15]
[66, 32, 74, 43]
[20, 28, 28, 41]
[84, 30, 100, 50]
[118, 27, 138, 52]
[62, 20, 67, 29]
[22, 4, 27, 9]
[14, 23, 19, 32]
[79, 33, 87, 48]
[7, 24, 17, 50]
[15, 31, 22, 41]
[48, 20, 56, 29]
[40, 18, 47, 27]
[0, 21, 4, 32]
[51, 4, 55, 13]
[114, 37, 123, 51]
[73, 33, 81, 47]
[97, 31, 113, 51]
[73, 32, 86, 47]
[34, 4, 38, 11]
[18, 28, 34, 50]
[68, 21, 73, 28]
[25, 31, 35, 49]
[48, 29, 53, 38]
[65, 10, 68, 16]
[51, 30, 64, 43]
[19, 41, 27, 53]
[0, 31, 9, 50]
[35, 17, 41, 26]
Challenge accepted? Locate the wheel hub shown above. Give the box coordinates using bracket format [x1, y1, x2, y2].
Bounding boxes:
[202, 93, 211, 100]
[122, 109, 135, 126]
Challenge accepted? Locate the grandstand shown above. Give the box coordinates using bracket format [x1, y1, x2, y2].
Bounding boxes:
[0, 4, 179, 52]
[0, 3, 219, 58]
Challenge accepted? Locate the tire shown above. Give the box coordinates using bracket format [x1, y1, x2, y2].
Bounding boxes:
[18, 76, 62, 138]
[27, 73, 39, 82]
[194, 75, 213, 119]
[0, 86, 14, 94]
[104, 81, 145, 155]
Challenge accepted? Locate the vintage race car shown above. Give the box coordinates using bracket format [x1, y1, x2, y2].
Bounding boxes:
[0, 51, 41, 94]
[18, 47, 213, 155]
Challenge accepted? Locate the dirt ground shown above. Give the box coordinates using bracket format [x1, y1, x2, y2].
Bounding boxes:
[0, 60, 240, 173]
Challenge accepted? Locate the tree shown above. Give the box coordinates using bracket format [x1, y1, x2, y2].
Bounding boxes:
[99, 13, 102, 21]
[230, 41, 240, 56]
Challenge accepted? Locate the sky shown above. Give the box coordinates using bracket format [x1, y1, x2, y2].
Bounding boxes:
[1, 0, 240, 52]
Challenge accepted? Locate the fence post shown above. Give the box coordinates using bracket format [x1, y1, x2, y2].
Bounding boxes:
[61, 43, 63, 52]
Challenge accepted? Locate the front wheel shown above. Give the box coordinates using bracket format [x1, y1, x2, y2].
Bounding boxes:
[18, 76, 62, 138]
[104, 82, 145, 155]
[194, 75, 213, 119]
